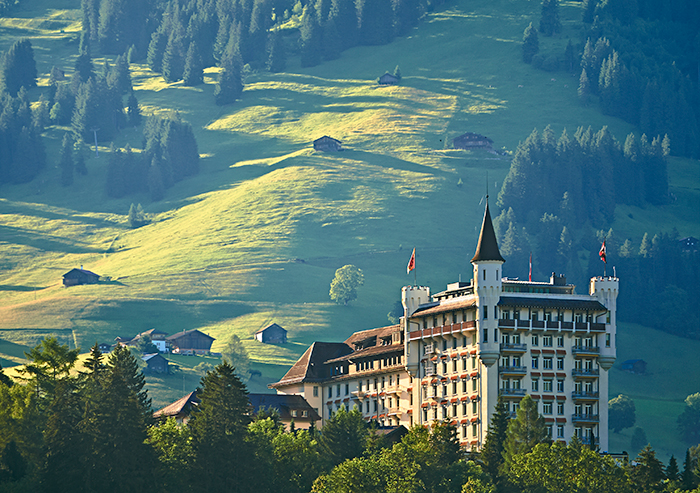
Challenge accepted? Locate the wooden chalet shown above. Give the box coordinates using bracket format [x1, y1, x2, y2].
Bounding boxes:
[62, 267, 100, 287]
[98, 342, 112, 353]
[142, 353, 169, 374]
[166, 329, 215, 355]
[378, 72, 400, 85]
[153, 391, 200, 425]
[313, 136, 342, 152]
[255, 323, 287, 344]
[249, 393, 320, 430]
[452, 132, 494, 151]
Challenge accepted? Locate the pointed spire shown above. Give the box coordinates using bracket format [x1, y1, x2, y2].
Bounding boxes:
[471, 201, 505, 263]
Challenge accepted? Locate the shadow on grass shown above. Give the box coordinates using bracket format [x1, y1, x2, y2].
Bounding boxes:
[0, 285, 49, 292]
[0, 224, 107, 254]
[0, 200, 125, 229]
[343, 149, 448, 177]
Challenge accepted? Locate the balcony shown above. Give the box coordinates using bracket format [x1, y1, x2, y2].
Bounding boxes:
[572, 391, 599, 400]
[500, 343, 527, 353]
[572, 368, 599, 378]
[499, 388, 527, 397]
[579, 435, 598, 446]
[498, 319, 530, 329]
[572, 345, 600, 356]
[572, 413, 599, 423]
[499, 365, 527, 376]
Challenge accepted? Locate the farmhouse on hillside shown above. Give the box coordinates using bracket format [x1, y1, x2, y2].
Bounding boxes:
[271, 202, 619, 452]
[153, 390, 200, 425]
[621, 359, 646, 374]
[313, 136, 342, 152]
[166, 329, 215, 355]
[255, 323, 288, 344]
[378, 72, 400, 85]
[452, 132, 494, 151]
[62, 267, 100, 287]
[142, 353, 169, 374]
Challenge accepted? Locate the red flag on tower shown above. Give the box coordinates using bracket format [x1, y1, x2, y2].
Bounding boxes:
[599, 240, 607, 264]
[407, 248, 416, 274]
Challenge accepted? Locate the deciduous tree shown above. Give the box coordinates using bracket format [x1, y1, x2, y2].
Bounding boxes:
[329, 265, 364, 305]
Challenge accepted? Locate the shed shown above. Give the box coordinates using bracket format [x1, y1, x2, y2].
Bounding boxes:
[452, 132, 494, 150]
[378, 72, 400, 85]
[166, 329, 215, 355]
[313, 136, 342, 152]
[255, 323, 287, 344]
[143, 353, 169, 374]
[62, 268, 100, 287]
[620, 359, 646, 374]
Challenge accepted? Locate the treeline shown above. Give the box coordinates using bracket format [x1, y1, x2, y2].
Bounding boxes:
[1, 341, 699, 493]
[106, 113, 199, 200]
[495, 124, 700, 340]
[525, 0, 700, 158]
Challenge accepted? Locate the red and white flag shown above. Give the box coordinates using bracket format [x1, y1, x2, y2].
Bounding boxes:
[407, 248, 416, 274]
[599, 240, 607, 264]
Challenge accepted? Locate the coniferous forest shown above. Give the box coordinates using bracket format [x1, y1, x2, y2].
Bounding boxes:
[0, 340, 698, 492]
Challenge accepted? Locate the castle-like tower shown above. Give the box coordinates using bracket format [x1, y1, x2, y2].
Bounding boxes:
[272, 203, 618, 451]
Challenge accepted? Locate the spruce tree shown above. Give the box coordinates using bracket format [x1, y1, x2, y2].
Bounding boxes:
[578, 68, 591, 105]
[183, 41, 204, 86]
[299, 3, 322, 68]
[148, 157, 165, 201]
[522, 22, 539, 63]
[127, 91, 141, 127]
[147, 31, 168, 73]
[74, 141, 88, 175]
[539, 0, 561, 36]
[74, 51, 94, 83]
[503, 394, 549, 468]
[481, 396, 510, 482]
[214, 58, 243, 105]
[1, 39, 38, 95]
[666, 455, 679, 483]
[322, 16, 342, 61]
[59, 133, 74, 187]
[329, 0, 358, 49]
[162, 31, 186, 82]
[108, 53, 132, 94]
[266, 30, 286, 73]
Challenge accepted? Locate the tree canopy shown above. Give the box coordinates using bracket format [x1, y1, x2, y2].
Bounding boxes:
[329, 265, 364, 305]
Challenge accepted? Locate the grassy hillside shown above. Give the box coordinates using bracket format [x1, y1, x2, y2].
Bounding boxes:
[0, 0, 698, 458]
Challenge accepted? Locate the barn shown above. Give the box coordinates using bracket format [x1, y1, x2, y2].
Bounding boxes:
[452, 132, 494, 151]
[142, 353, 169, 374]
[62, 268, 100, 287]
[313, 136, 342, 152]
[378, 72, 400, 85]
[255, 323, 288, 344]
[166, 329, 215, 355]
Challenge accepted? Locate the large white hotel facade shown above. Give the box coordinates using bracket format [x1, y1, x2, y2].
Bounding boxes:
[271, 204, 619, 451]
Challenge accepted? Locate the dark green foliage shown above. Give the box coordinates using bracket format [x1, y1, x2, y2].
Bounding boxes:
[321, 17, 343, 61]
[162, 30, 186, 83]
[329, 0, 358, 49]
[18, 336, 79, 400]
[630, 427, 647, 454]
[147, 417, 194, 491]
[386, 300, 403, 324]
[183, 41, 204, 86]
[677, 393, 700, 444]
[74, 51, 94, 83]
[108, 53, 132, 94]
[609, 394, 635, 433]
[0, 363, 12, 387]
[522, 22, 539, 63]
[147, 31, 168, 73]
[96, 0, 152, 55]
[393, 0, 421, 36]
[356, 0, 394, 46]
[1, 39, 37, 96]
[148, 157, 166, 201]
[222, 334, 250, 376]
[136, 334, 158, 353]
[481, 396, 509, 483]
[59, 133, 74, 187]
[300, 3, 322, 68]
[266, 30, 286, 73]
[215, 57, 243, 105]
[128, 203, 148, 228]
[539, 0, 561, 36]
[582, 0, 596, 22]
[317, 406, 369, 468]
[681, 448, 698, 490]
[665, 455, 679, 482]
[127, 91, 141, 127]
[503, 395, 549, 468]
[190, 361, 252, 492]
[578, 68, 591, 104]
[0, 92, 46, 185]
[0, 440, 27, 482]
[629, 445, 666, 492]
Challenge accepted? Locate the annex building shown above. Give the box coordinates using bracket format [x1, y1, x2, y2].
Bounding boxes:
[270, 203, 618, 451]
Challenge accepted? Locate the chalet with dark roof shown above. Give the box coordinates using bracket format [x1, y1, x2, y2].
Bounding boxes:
[378, 72, 400, 85]
[166, 329, 215, 355]
[142, 353, 169, 374]
[313, 136, 342, 152]
[255, 323, 287, 344]
[154, 391, 200, 425]
[62, 267, 100, 287]
[453, 132, 494, 151]
[249, 393, 321, 430]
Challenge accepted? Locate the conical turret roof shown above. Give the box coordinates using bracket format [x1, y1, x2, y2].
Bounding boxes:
[471, 202, 505, 263]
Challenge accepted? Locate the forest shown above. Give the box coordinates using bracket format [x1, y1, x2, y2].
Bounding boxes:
[0, 339, 698, 493]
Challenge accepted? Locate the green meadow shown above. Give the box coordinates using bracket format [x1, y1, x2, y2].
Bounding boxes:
[0, 0, 698, 458]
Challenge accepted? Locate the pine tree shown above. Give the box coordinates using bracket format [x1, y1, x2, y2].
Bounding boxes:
[148, 157, 165, 201]
[190, 361, 252, 491]
[539, 0, 561, 36]
[300, 3, 322, 67]
[481, 396, 509, 482]
[666, 455, 679, 483]
[183, 41, 204, 86]
[630, 445, 666, 492]
[563, 40, 575, 72]
[503, 394, 549, 468]
[329, 0, 358, 49]
[582, 0, 596, 22]
[108, 53, 132, 94]
[681, 449, 698, 490]
[578, 68, 591, 105]
[74, 51, 94, 83]
[322, 16, 342, 61]
[522, 22, 539, 63]
[74, 141, 88, 176]
[162, 31, 186, 82]
[1, 39, 38, 95]
[127, 91, 141, 127]
[59, 133, 74, 187]
[147, 31, 168, 73]
[356, 0, 394, 46]
[214, 58, 243, 105]
[266, 30, 286, 73]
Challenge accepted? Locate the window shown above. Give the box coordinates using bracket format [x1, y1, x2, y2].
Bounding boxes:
[532, 357, 539, 369]
[531, 311, 539, 322]
[557, 402, 565, 415]
[532, 335, 539, 346]
[453, 337, 458, 350]
[472, 423, 478, 437]
[574, 359, 582, 370]
[545, 311, 552, 321]
[463, 336, 468, 347]
[546, 424, 553, 437]
[345, 384, 349, 395]
[410, 392, 413, 405]
[462, 402, 467, 415]
[557, 379, 564, 393]
[543, 357, 553, 370]
[313, 386, 319, 397]
[423, 409, 428, 421]
[328, 388, 333, 398]
[557, 425, 565, 438]
[557, 358, 564, 370]
[606, 333, 611, 347]
[502, 333, 510, 345]
[365, 401, 370, 413]
[557, 336, 564, 347]
[291, 410, 297, 417]
[502, 310, 510, 320]
[452, 381, 458, 394]
[512, 356, 521, 367]
[337, 384, 341, 396]
[443, 339, 448, 351]
[543, 402, 552, 414]
[483, 329, 488, 343]
[462, 378, 467, 393]
[472, 356, 477, 369]
[462, 357, 468, 371]
[501, 357, 509, 367]
[442, 384, 448, 397]
[483, 306, 488, 319]
[543, 335, 553, 347]
[452, 403, 458, 417]
[374, 401, 378, 412]
[543, 380, 553, 392]
[513, 333, 520, 344]
[532, 378, 539, 391]
[494, 306, 498, 319]
[443, 362, 448, 374]
[472, 378, 477, 391]
[514, 309, 520, 320]
[472, 400, 478, 413]
[483, 269, 486, 281]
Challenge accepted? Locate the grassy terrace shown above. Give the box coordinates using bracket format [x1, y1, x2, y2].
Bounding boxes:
[0, 0, 698, 458]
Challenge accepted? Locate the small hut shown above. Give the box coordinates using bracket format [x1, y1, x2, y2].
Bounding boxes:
[143, 353, 169, 374]
[255, 323, 288, 344]
[452, 132, 494, 151]
[62, 268, 100, 287]
[378, 72, 400, 85]
[313, 136, 342, 152]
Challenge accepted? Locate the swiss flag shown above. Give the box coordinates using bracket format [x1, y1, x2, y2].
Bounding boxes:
[407, 248, 416, 274]
[599, 241, 607, 264]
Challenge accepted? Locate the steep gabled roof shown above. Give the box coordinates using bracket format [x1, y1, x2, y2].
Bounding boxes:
[166, 329, 215, 342]
[63, 268, 100, 278]
[249, 393, 321, 421]
[255, 323, 287, 335]
[471, 202, 505, 263]
[269, 342, 351, 388]
[153, 390, 200, 418]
